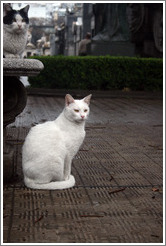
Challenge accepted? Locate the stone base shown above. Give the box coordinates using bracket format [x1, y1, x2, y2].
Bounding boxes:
[88, 41, 135, 56]
[3, 144, 14, 182]
[143, 40, 163, 58]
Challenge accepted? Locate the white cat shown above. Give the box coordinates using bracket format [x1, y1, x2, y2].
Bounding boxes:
[22, 94, 92, 190]
[3, 4, 30, 58]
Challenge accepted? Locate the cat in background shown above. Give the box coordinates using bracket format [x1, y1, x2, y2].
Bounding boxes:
[3, 4, 30, 58]
[22, 94, 92, 190]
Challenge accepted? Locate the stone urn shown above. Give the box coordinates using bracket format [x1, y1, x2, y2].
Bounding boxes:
[3, 58, 44, 181]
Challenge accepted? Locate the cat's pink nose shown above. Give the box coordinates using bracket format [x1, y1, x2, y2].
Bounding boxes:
[81, 115, 85, 119]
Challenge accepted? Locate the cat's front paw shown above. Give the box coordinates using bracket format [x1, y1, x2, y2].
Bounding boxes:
[4, 54, 20, 58]
[64, 174, 70, 181]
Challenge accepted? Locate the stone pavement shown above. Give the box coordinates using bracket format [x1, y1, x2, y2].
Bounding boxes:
[3, 91, 163, 243]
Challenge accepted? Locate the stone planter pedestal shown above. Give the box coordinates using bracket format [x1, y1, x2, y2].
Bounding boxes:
[3, 58, 44, 181]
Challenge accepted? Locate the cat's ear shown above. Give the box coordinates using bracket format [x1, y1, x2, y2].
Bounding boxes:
[21, 5, 30, 14]
[83, 94, 92, 105]
[4, 4, 12, 14]
[65, 94, 75, 106]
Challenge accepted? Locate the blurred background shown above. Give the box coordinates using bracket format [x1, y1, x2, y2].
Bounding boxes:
[12, 2, 163, 58]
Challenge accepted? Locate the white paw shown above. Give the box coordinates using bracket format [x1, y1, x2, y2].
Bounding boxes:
[64, 174, 70, 181]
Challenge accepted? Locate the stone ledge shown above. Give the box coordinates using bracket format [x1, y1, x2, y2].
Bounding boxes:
[3, 58, 44, 76]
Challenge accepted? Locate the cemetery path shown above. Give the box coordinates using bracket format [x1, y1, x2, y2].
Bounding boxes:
[3, 91, 163, 243]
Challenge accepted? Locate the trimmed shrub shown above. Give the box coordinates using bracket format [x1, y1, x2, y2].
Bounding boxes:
[28, 56, 163, 91]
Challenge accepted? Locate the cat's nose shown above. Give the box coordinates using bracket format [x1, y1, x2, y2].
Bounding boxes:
[81, 115, 85, 119]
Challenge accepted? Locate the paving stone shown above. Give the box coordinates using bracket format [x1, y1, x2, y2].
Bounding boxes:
[3, 94, 163, 243]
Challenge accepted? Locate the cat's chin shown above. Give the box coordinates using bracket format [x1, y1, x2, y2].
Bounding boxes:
[15, 29, 23, 34]
[75, 118, 86, 124]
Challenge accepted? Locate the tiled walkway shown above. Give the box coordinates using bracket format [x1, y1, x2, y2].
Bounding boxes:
[3, 92, 163, 243]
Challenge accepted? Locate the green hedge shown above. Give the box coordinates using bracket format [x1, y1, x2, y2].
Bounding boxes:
[28, 56, 163, 91]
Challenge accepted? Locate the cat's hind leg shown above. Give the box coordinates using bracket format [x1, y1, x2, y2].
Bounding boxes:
[23, 158, 64, 184]
[3, 51, 20, 58]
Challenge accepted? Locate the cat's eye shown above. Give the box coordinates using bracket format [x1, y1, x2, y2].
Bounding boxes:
[74, 109, 79, 112]
[84, 109, 88, 112]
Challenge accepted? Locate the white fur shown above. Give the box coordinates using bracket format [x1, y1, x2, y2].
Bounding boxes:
[22, 94, 92, 190]
[3, 6, 29, 58]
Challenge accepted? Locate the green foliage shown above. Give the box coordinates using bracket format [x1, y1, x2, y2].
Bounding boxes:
[28, 56, 163, 91]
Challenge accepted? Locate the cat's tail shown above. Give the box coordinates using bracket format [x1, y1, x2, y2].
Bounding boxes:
[24, 175, 75, 190]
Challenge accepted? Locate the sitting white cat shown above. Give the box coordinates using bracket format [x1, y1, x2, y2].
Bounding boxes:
[22, 94, 92, 190]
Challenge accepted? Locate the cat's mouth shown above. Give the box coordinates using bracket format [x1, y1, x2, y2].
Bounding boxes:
[76, 117, 86, 123]
[15, 27, 23, 33]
